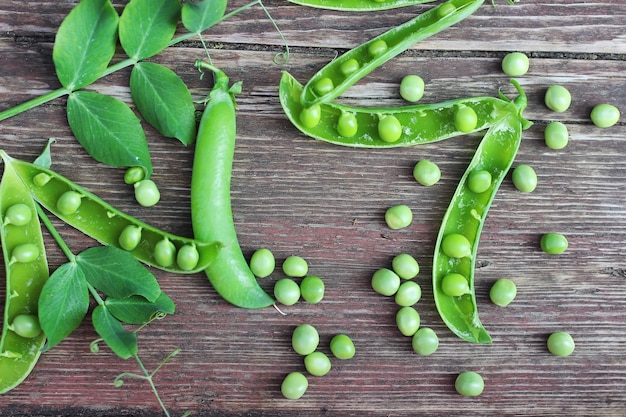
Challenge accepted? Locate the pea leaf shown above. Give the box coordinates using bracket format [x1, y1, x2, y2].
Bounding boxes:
[182, 0, 227, 33]
[52, 0, 119, 91]
[105, 292, 176, 324]
[76, 246, 161, 302]
[92, 305, 138, 359]
[119, 0, 181, 61]
[130, 62, 197, 145]
[67, 91, 152, 176]
[38, 262, 90, 351]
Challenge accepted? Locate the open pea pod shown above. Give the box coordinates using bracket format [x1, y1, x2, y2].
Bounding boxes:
[287, 0, 437, 12]
[0, 160, 49, 394]
[0, 151, 221, 275]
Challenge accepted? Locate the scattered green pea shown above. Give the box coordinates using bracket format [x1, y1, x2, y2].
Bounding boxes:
[512, 164, 538, 193]
[396, 306, 420, 337]
[249, 248, 275, 278]
[489, 278, 517, 307]
[590, 103, 620, 128]
[441, 233, 471, 258]
[314, 77, 334, 96]
[501, 52, 530, 76]
[368, 39, 388, 57]
[339, 58, 360, 77]
[540, 232, 568, 254]
[371, 268, 401, 296]
[337, 111, 358, 138]
[385, 204, 412, 230]
[544, 121, 569, 150]
[378, 114, 403, 143]
[11, 243, 40, 264]
[124, 166, 145, 185]
[395, 281, 422, 307]
[467, 170, 492, 194]
[330, 334, 355, 359]
[56, 190, 82, 215]
[399, 75, 425, 103]
[304, 351, 332, 377]
[281, 371, 308, 399]
[10, 314, 42, 339]
[441, 273, 470, 297]
[299, 105, 322, 128]
[118, 225, 142, 251]
[455, 371, 484, 396]
[292, 324, 319, 355]
[547, 331, 575, 357]
[454, 105, 478, 133]
[153, 238, 176, 267]
[274, 278, 301, 306]
[4, 203, 33, 226]
[300, 275, 325, 304]
[282, 255, 309, 277]
[413, 159, 441, 186]
[391, 253, 419, 280]
[176, 244, 200, 271]
[134, 179, 160, 207]
[412, 327, 439, 356]
[545, 85, 571, 113]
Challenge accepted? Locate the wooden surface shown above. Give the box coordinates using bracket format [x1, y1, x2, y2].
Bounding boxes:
[1, 0, 626, 416]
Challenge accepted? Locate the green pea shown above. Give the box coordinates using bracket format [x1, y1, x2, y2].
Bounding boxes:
[10, 314, 42, 339]
[292, 324, 319, 355]
[413, 159, 441, 186]
[441, 273, 470, 297]
[412, 327, 439, 356]
[399, 75, 425, 103]
[134, 179, 160, 207]
[304, 351, 331, 377]
[395, 281, 422, 307]
[455, 371, 484, 396]
[489, 278, 517, 307]
[337, 112, 358, 138]
[299, 105, 322, 128]
[378, 115, 403, 143]
[56, 190, 82, 215]
[391, 253, 419, 280]
[33, 172, 52, 186]
[124, 166, 145, 185]
[281, 372, 308, 399]
[249, 248, 275, 278]
[118, 225, 142, 251]
[339, 58, 360, 77]
[385, 204, 412, 230]
[314, 77, 334, 96]
[371, 268, 401, 296]
[368, 39, 388, 58]
[467, 170, 492, 194]
[454, 105, 478, 133]
[154, 238, 176, 267]
[274, 278, 301, 306]
[590, 103, 620, 128]
[501, 52, 530, 76]
[547, 331, 575, 357]
[544, 121, 569, 150]
[282, 255, 309, 277]
[540, 232, 568, 254]
[437, 2, 456, 17]
[441, 233, 472, 258]
[11, 243, 40, 263]
[545, 85, 571, 113]
[300, 275, 325, 304]
[330, 334, 355, 359]
[396, 306, 420, 337]
[177, 244, 200, 271]
[4, 203, 33, 226]
[512, 164, 537, 193]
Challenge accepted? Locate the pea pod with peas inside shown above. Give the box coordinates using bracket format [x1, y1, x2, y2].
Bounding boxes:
[432, 80, 531, 344]
[0, 151, 221, 274]
[280, 71, 520, 147]
[286, 0, 437, 12]
[299, 0, 484, 108]
[0, 159, 49, 394]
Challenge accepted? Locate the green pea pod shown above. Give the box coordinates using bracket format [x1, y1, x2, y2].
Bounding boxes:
[280, 71, 518, 147]
[287, 0, 437, 12]
[300, 0, 484, 108]
[191, 61, 274, 309]
[0, 160, 49, 394]
[0, 151, 221, 275]
[432, 81, 531, 343]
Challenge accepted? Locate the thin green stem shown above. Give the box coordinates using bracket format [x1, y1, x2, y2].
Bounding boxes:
[133, 353, 171, 417]
[0, 88, 71, 122]
[36, 204, 75, 262]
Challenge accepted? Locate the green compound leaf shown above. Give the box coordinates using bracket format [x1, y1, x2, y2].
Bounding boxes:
[76, 246, 161, 302]
[38, 262, 90, 351]
[92, 305, 138, 359]
[67, 91, 153, 176]
[130, 62, 197, 145]
[105, 292, 176, 325]
[52, 0, 119, 91]
[119, 0, 181, 61]
[182, 0, 227, 33]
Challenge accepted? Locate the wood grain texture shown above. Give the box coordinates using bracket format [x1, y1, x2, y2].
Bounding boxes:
[1, 0, 625, 416]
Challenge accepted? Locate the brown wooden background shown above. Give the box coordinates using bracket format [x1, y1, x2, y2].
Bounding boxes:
[1, 0, 625, 416]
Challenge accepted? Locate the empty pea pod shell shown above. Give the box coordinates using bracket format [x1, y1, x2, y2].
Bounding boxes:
[0, 151, 221, 274]
[280, 71, 518, 147]
[287, 0, 437, 12]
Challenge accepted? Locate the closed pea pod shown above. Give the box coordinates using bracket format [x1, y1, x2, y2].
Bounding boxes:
[286, 0, 437, 12]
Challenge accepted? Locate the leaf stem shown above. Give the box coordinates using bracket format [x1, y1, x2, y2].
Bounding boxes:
[36, 203, 76, 262]
[0, 87, 71, 122]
